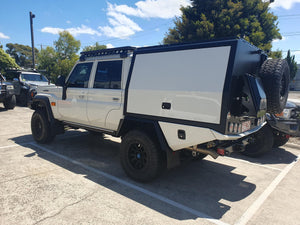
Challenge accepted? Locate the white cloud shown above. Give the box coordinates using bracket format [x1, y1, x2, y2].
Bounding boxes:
[98, 1, 191, 39]
[41, 25, 101, 37]
[270, 0, 300, 10]
[67, 25, 101, 37]
[272, 36, 287, 43]
[66, 20, 71, 24]
[110, 0, 191, 19]
[106, 43, 114, 48]
[41, 27, 64, 35]
[99, 6, 142, 39]
[0, 32, 10, 39]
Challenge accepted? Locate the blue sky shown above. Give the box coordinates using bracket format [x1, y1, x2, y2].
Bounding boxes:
[0, 0, 300, 63]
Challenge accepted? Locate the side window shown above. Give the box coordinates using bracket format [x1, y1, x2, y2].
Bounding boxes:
[67, 62, 93, 88]
[94, 60, 122, 89]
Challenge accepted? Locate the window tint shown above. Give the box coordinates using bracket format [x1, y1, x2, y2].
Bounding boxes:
[67, 62, 93, 88]
[94, 60, 122, 89]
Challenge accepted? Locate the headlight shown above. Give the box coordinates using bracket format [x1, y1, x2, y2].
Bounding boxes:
[275, 109, 292, 119]
[6, 85, 14, 90]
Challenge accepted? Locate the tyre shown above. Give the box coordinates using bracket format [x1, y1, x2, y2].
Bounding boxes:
[242, 125, 274, 157]
[4, 95, 16, 110]
[31, 110, 55, 143]
[19, 91, 28, 107]
[120, 130, 165, 182]
[259, 59, 290, 114]
[273, 131, 290, 147]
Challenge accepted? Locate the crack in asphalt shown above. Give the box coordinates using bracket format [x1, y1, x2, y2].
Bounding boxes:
[32, 190, 98, 225]
[0, 169, 59, 184]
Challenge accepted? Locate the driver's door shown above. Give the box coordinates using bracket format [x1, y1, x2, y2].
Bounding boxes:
[58, 62, 93, 125]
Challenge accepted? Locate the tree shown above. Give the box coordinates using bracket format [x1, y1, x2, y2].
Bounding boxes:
[37, 46, 58, 79]
[163, 0, 281, 52]
[82, 42, 106, 52]
[0, 48, 19, 74]
[269, 50, 282, 59]
[38, 31, 80, 81]
[285, 50, 298, 80]
[54, 31, 80, 60]
[6, 43, 38, 68]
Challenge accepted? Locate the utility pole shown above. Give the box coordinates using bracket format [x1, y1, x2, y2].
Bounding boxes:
[30, 12, 35, 69]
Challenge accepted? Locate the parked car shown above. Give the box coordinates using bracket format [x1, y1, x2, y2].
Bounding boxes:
[241, 101, 300, 157]
[0, 72, 16, 110]
[30, 38, 290, 182]
[5, 69, 53, 106]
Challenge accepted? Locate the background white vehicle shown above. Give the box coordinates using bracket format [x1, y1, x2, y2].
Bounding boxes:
[30, 38, 290, 182]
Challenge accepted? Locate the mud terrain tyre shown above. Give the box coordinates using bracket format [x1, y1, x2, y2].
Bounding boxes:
[120, 130, 165, 182]
[259, 59, 290, 114]
[31, 110, 55, 143]
[242, 125, 274, 157]
[4, 95, 16, 110]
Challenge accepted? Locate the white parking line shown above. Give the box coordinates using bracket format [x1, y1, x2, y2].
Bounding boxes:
[234, 154, 299, 225]
[224, 157, 283, 172]
[29, 142, 229, 225]
[0, 144, 28, 149]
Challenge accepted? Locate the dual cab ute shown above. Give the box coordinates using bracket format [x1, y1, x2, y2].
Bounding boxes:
[30, 38, 290, 182]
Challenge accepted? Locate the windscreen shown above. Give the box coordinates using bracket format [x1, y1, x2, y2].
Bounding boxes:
[20, 73, 48, 82]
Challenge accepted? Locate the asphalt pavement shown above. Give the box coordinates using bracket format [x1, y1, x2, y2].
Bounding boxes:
[0, 106, 300, 225]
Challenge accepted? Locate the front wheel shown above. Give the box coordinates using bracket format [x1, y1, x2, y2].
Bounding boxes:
[120, 130, 165, 182]
[4, 95, 16, 110]
[242, 125, 274, 157]
[273, 131, 290, 147]
[31, 110, 55, 143]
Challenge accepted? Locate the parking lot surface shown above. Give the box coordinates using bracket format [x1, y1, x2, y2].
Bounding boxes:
[1, 106, 300, 225]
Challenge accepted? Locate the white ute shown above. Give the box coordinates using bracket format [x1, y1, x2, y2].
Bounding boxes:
[30, 38, 290, 182]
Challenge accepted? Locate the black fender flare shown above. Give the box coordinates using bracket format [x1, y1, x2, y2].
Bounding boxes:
[31, 95, 54, 123]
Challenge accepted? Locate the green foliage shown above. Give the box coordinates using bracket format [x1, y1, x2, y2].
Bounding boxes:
[269, 50, 282, 59]
[83, 42, 107, 52]
[37, 31, 80, 82]
[285, 50, 298, 80]
[163, 0, 281, 52]
[0, 48, 19, 73]
[5, 43, 38, 68]
[54, 31, 80, 60]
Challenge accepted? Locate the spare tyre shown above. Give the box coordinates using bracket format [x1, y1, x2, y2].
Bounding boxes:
[259, 59, 290, 114]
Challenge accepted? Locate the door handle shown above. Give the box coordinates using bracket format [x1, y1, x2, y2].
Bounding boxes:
[112, 97, 119, 101]
[78, 95, 85, 99]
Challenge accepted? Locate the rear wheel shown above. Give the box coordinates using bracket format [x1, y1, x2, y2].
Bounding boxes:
[120, 130, 165, 182]
[242, 125, 274, 157]
[4, 95, 16, 110]
[31, 110, 55, 143]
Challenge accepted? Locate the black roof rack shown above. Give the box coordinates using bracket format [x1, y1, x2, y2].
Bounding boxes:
[5, 68, 41, 73]
[80, 46, 136, 61]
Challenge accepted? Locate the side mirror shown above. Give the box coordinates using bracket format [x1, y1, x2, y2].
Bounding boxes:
[55, 75, 65, 87]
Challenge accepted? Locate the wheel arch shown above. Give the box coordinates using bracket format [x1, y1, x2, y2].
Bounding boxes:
[31, 96, 54, 123]
[117, 116, 181, 169]
[117, 116, 169, 151]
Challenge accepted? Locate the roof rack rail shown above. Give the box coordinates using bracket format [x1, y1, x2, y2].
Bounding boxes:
[80, 46, 136, 61]
[5, 68, 41, 73]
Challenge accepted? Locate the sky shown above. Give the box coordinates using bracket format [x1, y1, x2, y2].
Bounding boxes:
[0, 0, 300, 63]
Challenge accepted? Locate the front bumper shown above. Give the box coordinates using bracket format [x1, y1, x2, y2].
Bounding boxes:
[267, 114, 300, 137]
